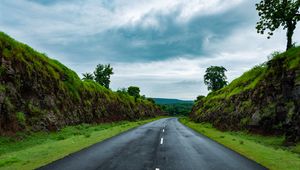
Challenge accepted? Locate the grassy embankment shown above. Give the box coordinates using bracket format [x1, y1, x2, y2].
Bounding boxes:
[180, 118, 300, 170]
[0, 32, 162, 134]
[0, 117, 164, 170]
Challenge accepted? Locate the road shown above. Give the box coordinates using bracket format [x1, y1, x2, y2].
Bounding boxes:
[39, 118, 266, 170]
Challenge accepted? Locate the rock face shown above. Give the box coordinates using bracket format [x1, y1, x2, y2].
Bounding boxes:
[0, 32, 163, 135]
[190, 48, 300, 143]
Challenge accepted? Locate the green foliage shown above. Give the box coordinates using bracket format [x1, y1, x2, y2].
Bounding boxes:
[160, 103, 193, 116]
[0, 65, 5, 76]
[93, 64, 113, 88]
[191, 47, 300, 144]
[195, 95, 205, 102]
[0, 32, 161, 132]
[147, 98, 155, 104]
[82, 72, 94, 81]
[116, 88, 127, 94]
[256, 0, 300, 50]
[206, 64, 266, 100]
[0, 85, 5, 92]
[16, 112, 26, 125]
[127, 86, 140, 98]
[0, 117, 163, 169]
[204, 66, 228, 91]
[180, 118, 300, 170]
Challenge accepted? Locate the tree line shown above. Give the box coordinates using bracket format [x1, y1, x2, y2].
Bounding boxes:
[81, 64, 154, 101]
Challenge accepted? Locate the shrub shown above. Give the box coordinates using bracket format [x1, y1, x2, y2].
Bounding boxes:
[16, 112, 26, 125]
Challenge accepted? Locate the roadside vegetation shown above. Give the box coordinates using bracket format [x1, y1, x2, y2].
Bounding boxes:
[180, 118, 300, 170]
[0, 117, 164, 170]
[191, 47, 300, 143]
[0, 32, 163, 135]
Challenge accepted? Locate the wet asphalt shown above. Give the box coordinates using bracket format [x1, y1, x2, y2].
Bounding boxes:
[38, 118, 266, 170]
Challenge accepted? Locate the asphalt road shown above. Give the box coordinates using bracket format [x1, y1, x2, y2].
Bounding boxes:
[39, 118, 266, 170]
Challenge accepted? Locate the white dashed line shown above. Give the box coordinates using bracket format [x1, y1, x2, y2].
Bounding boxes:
[162, 129, 165, 132]
[160, 137, 164, 144]
[155, 168, 160, 170]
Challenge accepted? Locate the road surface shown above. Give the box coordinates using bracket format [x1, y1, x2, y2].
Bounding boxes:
[39, 118, 266, 170]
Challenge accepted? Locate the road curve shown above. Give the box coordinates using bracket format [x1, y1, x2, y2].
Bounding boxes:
[38, 118, 266, 170]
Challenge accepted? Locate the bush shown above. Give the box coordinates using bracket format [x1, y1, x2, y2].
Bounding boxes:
[16, 112, 26, 125]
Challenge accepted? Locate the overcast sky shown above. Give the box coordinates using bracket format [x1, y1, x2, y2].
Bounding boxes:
[1, 0, 299, 100]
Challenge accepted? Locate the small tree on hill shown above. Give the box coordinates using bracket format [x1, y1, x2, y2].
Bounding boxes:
[204, 66, 227, 92]
[147, 98, 155, 104]
[94, 64, 113, 88]
[82, 73, 94, 81]
[256, 0, 300, 50]
[117, 88, 128, 95]
[127, 86, 140, 98]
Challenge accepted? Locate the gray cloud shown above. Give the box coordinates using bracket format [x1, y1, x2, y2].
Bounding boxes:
[1, 0, 299, 99]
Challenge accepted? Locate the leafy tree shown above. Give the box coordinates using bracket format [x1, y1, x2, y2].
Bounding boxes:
[147, 98, 156, 104]
[195, 95, 205, 102]
[127, 86, 140, 98]
[204, 66, 227, 91]
[256, 0, 300, 50]
[82, 73, 94, 81]
[116, 88, 128, 95]
[93, 64, 113, 88]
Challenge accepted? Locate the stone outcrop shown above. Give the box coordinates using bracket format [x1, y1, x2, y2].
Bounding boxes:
[191, 48, 300, 143]
[0, 32, 163, 135]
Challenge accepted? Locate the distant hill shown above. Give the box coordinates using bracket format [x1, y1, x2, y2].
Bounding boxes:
[153, 98, 194, 105]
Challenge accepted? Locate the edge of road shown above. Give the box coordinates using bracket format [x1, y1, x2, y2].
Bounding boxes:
[177, 117, 267, 169]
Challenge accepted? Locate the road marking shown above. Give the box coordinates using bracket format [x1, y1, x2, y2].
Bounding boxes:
[162, 129, 165, 132]
[160, 137, 164, 144]
[155, 168, 160, 170]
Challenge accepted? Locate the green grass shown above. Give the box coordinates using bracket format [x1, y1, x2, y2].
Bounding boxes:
[0, 117, 164, 170]
[179, 118, 300, 170]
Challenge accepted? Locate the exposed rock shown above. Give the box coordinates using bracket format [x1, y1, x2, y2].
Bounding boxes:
[0, 32, 164, 135]
[191, 47, 300, 143]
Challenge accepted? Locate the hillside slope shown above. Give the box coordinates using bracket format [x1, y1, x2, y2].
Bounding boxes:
[190, 48, 300, 143]
[0, 32, 163, 135]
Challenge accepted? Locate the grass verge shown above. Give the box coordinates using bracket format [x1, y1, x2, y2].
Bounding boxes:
[179, 118, 300, 170]
[0, 117, 165, 170]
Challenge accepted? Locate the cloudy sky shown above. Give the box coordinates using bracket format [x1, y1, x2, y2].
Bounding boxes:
[0, 0, 299, 99]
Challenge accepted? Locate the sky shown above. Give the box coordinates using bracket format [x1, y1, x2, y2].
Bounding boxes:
[0, 0, 299, 100]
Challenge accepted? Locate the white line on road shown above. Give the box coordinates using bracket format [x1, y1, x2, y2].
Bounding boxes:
[160, 137, 164, 144]
[155, 168, 160, 170]
[162, 129, 165, 132]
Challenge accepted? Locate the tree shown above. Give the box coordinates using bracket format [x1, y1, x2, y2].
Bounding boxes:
[195, 95, 205, 102]
[82, 73, 94, 81]
[256, 0, 300, 50]
[204, 66, 227, 92]
[94, 64, 113, 88]
[116, 88, 128, 95]
[127, 86, 140, 98]
[147, 98, 156, 104]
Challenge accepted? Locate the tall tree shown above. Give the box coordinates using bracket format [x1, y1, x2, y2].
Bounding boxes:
[94, 64, 113, 88]
[256, 0, 300, 50]
[204, 66, 227, 92]
[127, 86, 140, 98]
[82, 73, 94, 81]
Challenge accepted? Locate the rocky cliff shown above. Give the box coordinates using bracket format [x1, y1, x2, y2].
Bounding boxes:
[190, 48, 300, 143]
[0, 32, 163, 135]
